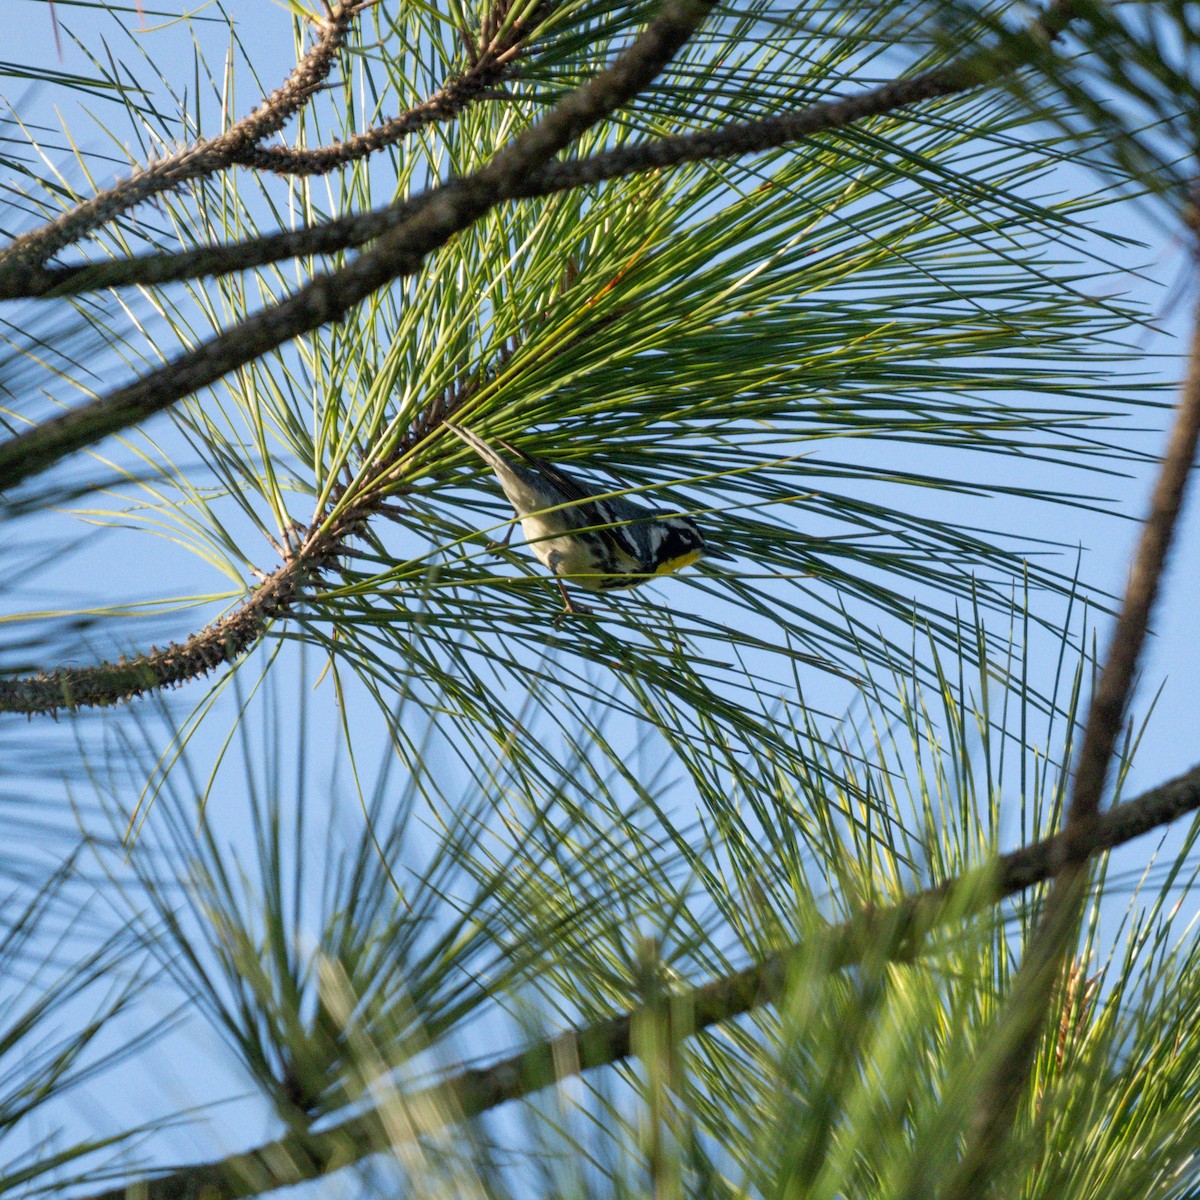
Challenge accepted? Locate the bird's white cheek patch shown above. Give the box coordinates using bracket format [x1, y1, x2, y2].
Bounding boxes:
[655, 549, 701, 577]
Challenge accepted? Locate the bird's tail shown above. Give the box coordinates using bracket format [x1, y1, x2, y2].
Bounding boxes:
[444, 421, 513, 475]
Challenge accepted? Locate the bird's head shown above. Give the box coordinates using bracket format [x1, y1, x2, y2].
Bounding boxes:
[652, 513, 733, 576]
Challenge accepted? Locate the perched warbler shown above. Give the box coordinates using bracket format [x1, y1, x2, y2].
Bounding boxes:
[447, 422, 731, 614]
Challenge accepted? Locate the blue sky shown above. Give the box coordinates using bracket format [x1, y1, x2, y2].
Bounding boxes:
[3, 0, 1200, 1182]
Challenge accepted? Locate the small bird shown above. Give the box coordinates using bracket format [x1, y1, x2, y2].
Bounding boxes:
[446, 422, 731, 614]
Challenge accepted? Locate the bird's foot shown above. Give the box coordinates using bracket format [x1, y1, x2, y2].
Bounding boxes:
[486, 524, 516, 555]
[552, 604, 595, 627]
[552, 580, 594, 624]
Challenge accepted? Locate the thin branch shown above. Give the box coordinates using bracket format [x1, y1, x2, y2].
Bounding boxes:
[0, 2, 362, 274]
[0, 1, 1078, 301]
[939, 229, 1200, 1200]
[76, 759, 1200, 1200]
[0, 0, 716, 494]
[1063, 307, 1200, 838]
[237, 78, 505, 177]
[0, 553, 299, 715]
[0, 190, 434, 299]
[528, 6, 1072, 191]
[234, 1, 540, 177]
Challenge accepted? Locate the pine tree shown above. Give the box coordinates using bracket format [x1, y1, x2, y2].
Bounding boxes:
[1, 1, 1199, 1195]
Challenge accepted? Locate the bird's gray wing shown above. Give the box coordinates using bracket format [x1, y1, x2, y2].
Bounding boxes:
[511, 449, 655, 566]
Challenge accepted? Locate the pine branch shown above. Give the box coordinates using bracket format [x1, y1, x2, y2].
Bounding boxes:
[77, 758, 1200, 1200]
[0, 557, 299, 714]
[0, 1, 366, 274]
[0, 0, 716, 494]
[0, 0, 1079, 301]
[236, 1, 542, 176]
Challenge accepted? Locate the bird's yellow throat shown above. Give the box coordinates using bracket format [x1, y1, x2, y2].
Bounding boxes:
[654, 549, 701, 577]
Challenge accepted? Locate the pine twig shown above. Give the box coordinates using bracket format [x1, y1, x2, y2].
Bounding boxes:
[0, 3, 361, 274]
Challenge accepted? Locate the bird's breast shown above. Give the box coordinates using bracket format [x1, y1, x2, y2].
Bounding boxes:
[519, 514, 641, 591]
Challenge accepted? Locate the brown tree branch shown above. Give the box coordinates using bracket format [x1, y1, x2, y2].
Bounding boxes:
[939, 233, 1200, 1200]
[236, 76, 504, 176]
[0, 1, 1077, 302]
[0, 0, 715, 495]
[0, 572, 293, 714]
[234, 3, 537, 177]
[0, 190, 434, 299]
[0, 2, 365, 274]
[77, 759, 1200, 1200]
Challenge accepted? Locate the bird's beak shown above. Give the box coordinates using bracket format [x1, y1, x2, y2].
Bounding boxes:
[702, 546, 734, 561]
